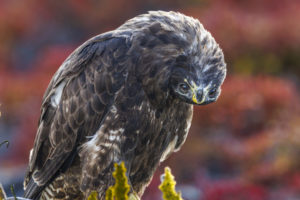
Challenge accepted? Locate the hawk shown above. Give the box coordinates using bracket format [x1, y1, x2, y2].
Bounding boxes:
[23, 11, 226, 200]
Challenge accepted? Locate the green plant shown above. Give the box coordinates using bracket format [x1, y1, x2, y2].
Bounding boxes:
[87, 163, 183, 200]
[88, 191, 99, 200]
[0, 184, 6, 200]
[159, 167, 183, 200]
[106, 162, 130, 200]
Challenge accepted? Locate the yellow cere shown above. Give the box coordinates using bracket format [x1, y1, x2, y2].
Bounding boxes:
[189, 81, 198, 104]
[192, 93, 198, 104]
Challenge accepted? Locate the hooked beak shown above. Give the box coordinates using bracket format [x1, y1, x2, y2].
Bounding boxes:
[183, 79, 210, 105]
[192, 89, 205, 104]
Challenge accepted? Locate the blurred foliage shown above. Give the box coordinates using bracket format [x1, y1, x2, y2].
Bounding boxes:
[0, 0, 300, 199]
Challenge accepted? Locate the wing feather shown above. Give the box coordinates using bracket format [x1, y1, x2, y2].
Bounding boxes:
[24, 31, 131, 199]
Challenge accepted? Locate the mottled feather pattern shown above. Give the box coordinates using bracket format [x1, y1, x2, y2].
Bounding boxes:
[23, 11, 226, 200]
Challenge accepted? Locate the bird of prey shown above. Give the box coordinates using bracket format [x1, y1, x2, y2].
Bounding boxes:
[23, 11, 226, 200]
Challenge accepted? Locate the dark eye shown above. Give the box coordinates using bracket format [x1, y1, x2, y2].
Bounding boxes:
[178, 83, 189, 93]
[208, 88, 217, 97]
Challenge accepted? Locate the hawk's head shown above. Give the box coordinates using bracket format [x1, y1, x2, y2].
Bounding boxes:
[121, 11, 226, 106]
[169, 49, 226, 105]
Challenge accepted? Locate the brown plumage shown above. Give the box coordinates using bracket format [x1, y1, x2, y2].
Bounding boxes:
[23, 11, 226, 200]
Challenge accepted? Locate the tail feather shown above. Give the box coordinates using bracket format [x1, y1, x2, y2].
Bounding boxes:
[23, 179, 43, 200]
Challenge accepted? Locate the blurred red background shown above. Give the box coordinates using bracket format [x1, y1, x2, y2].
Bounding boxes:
[0, 0, 299, 199]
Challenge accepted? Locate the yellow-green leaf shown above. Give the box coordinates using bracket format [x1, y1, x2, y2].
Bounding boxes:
[105, 187, 113, 200]
[159, 167, 183, 200]
[88, 191, 99, 200]
[105, 162, 130, 200]
[112, 162, 130, 200]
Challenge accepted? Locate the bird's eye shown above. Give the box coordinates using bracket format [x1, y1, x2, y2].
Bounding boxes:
[178, 83, 189, 93]
[208, 88, 217, 98]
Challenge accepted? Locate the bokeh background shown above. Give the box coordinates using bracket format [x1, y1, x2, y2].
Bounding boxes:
[0, 0, 300, 199]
